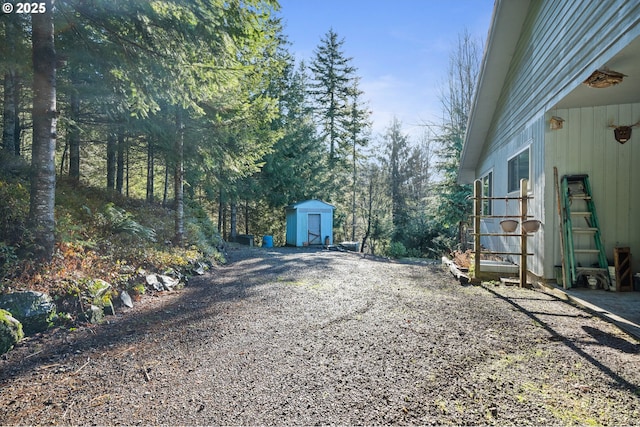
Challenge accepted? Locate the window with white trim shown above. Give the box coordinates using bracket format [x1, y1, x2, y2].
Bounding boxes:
[507, 147, 530, 193]
[481, 171, 492, 215]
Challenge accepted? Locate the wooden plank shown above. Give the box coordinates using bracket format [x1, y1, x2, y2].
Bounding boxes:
[614, 247, 633, 292]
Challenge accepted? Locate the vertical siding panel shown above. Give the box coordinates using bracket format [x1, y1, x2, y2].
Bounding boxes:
[632, 103, 640, 261]
[566, 109, 582, 174]
[579, 108, 594, 173]
[617, 104, 633, 249]
[545, 111, 560, 276]
[532, 116, 545, 275]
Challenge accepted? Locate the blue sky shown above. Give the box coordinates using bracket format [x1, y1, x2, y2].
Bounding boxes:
[276, 0, 494, 140]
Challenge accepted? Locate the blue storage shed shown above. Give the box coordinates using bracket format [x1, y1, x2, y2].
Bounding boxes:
[285, 200, 334, 247]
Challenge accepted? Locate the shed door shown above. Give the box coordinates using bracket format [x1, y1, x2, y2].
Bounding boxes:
[308, 214, 321, 244]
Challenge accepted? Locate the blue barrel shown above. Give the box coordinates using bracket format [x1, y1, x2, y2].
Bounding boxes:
[263, 235, 273, 248]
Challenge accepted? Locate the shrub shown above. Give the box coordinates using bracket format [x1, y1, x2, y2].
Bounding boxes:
[386, 241, 407, 259]
[0, 242, 19, 280]
[0, 181, 29, 246]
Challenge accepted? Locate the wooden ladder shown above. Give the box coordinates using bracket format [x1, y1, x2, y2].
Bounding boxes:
[560, 174, 610, 288]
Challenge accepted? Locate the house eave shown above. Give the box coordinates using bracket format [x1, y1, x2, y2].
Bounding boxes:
[458, 0, 531, 184]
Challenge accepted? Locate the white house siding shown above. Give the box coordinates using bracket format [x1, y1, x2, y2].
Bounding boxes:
[478, 116, 546, 277]
[546, 102, 640, 275]
[472, 0, 640, 279]
[481, 1, 640, 160]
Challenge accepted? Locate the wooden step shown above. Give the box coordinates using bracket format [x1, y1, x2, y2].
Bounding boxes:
[575, 267, 608, 273]
[574, 249, 601, 254]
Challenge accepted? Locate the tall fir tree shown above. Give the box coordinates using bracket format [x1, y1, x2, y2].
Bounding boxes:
[29, 0, 57, 261]
[309, 29, 356, 169]
[383, 117, 410, 243]
[343, 77, 371, 240]
[432, 29, 481, 249]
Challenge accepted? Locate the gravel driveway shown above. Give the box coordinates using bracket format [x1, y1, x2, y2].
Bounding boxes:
[1, 246, 639, 425]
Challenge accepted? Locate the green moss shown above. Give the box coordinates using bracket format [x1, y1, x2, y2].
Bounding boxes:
[0, 308, 24, 355]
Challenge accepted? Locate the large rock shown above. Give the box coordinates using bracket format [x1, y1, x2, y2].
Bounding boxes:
[0, 291, 56, 335]
[146, 274, 165, 292]
[120, 290, 133, 308]
[146, 273, 185, 292]
[0, 309, 23, 355]
[86, 278, 114, 316]
[86, 304, 104, 324]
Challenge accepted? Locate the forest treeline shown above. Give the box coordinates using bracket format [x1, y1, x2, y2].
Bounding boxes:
[1, 0, 479, 265]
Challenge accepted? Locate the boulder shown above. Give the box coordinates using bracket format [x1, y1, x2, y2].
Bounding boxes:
[86, 279, 114, 317]
[86, 304, 104, 324]
[120, 290, 133, 308]
[0, 291, 56, 335]
[146, 273, 185, 291]
[158, 275, 179, 291]
[146, 274, 165, 292]
[0, 309, 23, 355]
[88, 279, 111, 300]
[192, 262, 206, 276]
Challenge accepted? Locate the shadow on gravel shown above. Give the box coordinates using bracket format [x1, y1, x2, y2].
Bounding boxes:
[482, 286, 640, 397]
[0, 246, 352, 385]
[582, 325, 639, 354]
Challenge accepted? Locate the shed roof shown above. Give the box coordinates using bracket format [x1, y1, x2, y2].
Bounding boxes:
[285, 199, 335, 211]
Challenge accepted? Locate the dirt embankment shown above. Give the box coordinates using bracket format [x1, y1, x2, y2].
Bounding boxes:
[1, 246, 639, 425]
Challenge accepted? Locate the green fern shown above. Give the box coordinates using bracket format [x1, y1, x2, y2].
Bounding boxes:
[99, 203, 157, 242]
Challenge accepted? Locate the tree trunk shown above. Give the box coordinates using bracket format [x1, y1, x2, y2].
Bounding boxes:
[217, 191, 224, 233]
[360, 174, 374, 253]
[125, 144, 130, 197]
[14, 100, 20, 155]
[2, 71, 18, 154]
[68, 87, 80, 182]
[173, 107, 184, 245]
[146, 139, 154, 203]
[244, 199, 249, 235]
[59, 140, 67, 176]
[229, 202, 238, 241]
[163, 158, 169, 207]
[116, 126, 125, 194]
[222, 204, 227, 241]
[2, 15, 19, 155]
[106, 131, 116, 190]
[351, 135, 357, 241]
[29, 0, 57, 261]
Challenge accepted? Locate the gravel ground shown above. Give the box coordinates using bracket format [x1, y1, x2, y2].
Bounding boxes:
[1, 245, 639, 426]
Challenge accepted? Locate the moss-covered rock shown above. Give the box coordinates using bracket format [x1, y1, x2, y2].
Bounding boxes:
[85, 279, 114, 319]
[0, 291, 56, 335]
[0, 308, 24, 355]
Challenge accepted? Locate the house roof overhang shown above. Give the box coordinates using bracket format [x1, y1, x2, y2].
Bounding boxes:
[458, 0, 531, 184]
[459, 1, 640, 185]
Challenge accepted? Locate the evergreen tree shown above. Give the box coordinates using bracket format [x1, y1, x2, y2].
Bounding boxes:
[1, 13, 29, 157]
[431, 29, 481, 250]
[343, 77, 371, 241]
[382, 117, 410, 242]
[259, 60, 326, 208]
[309, 29, 356, 168]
